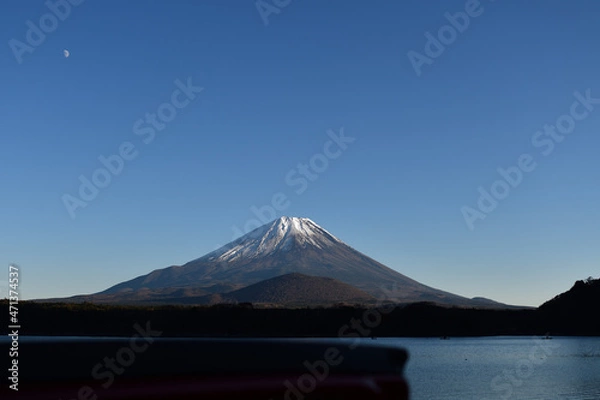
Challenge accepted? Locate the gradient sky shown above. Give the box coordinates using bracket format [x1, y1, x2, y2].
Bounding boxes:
[1, 0, 599, 306]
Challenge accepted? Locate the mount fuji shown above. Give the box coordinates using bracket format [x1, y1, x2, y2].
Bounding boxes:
[58, 217, 505, 307]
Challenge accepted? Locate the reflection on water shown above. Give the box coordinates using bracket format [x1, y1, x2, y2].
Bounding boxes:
[4, 335, 599, 399]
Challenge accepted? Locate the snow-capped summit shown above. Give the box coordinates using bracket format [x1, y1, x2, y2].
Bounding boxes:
[205, 217, 342, 263]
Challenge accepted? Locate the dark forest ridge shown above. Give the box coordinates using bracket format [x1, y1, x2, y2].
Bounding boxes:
[9, 276, 600, 337]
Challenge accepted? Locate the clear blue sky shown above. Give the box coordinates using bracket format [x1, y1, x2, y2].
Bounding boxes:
[1, 0, 599, 306]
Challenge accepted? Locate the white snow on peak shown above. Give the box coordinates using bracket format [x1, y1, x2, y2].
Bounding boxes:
[204, 217, 343, 263]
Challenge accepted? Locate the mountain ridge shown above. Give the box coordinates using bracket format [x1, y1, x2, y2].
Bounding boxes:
[59, 217, 507, 307]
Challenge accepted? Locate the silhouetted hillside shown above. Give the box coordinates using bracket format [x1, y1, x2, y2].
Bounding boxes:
[538, 277, 600, 335]
[540, 277, 600, 310]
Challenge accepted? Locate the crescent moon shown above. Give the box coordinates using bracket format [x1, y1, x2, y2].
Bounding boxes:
[63, 49, 70, 58]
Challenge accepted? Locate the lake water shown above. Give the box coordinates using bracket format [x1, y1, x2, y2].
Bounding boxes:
[381, 336, 600, 400]
[5, 336, 600, 399]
